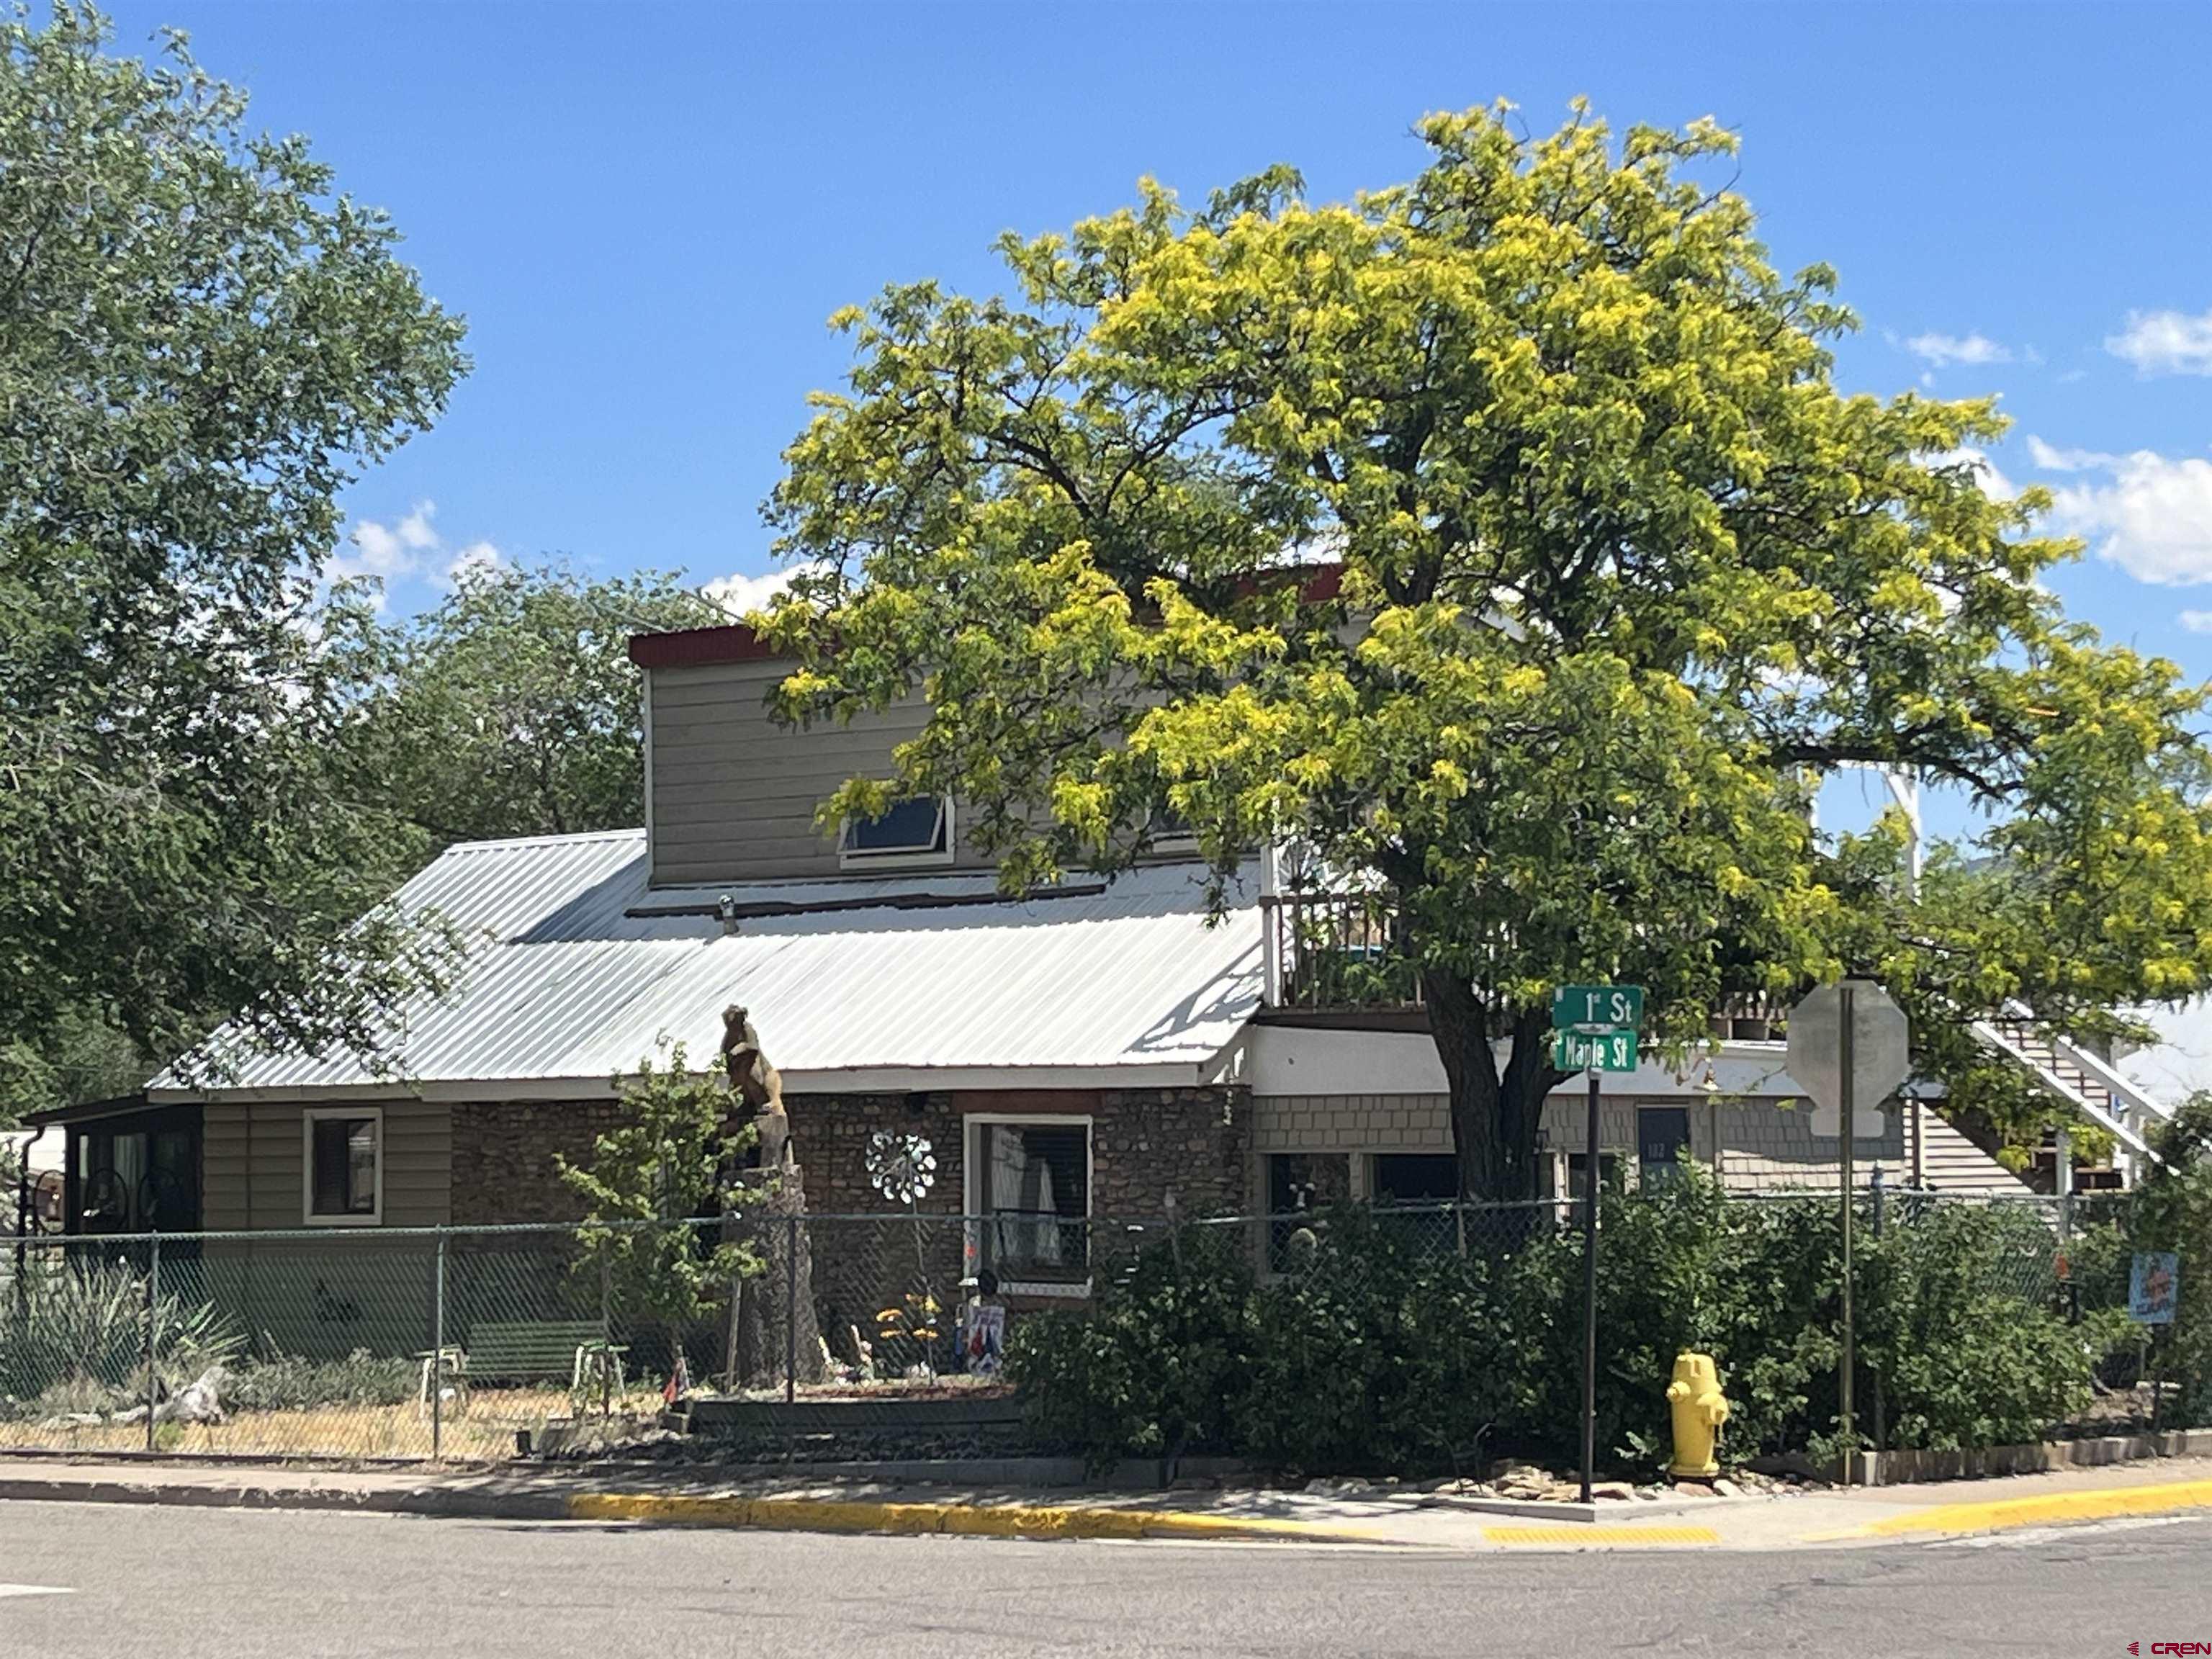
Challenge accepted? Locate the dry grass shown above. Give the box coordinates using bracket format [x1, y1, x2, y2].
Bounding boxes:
[1, 1385, 667, 1462]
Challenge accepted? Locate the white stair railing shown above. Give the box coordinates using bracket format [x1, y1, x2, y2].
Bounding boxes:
[1969, 1016, 2162, 1181]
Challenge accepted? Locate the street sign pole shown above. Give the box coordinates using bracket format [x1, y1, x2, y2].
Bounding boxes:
[1788, 976, 1909, 1491]
[1552, 982, 1641, 1507]
[1838, 982, 1855, 1488]
[1581, 1063, 1601, 1507]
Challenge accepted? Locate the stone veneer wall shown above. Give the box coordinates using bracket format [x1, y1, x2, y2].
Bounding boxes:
[449, 1099, 622, 1225]
[447, 1088, 1251, 1362]
[451, 1087, 1251, 1228]
[1091, 1087, 1251, 1218]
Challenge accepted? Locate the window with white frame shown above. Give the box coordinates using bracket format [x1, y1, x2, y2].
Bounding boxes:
[967, 1118, 1090, 1287]
[839, 795, 953, 867]
[303, 1108, 382, 1225]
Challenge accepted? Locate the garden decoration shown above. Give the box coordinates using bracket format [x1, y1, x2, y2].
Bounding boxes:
[866, 1132, 942, 1379]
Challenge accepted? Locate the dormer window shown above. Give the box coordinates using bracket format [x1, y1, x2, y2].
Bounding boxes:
[840, 795, 954, 868]
[1146, 804, 1199, 855]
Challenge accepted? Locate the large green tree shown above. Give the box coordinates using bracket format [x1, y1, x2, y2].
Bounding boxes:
[335, 562, 721, 846]
[760, 104, 2212, 1198]
[0, 9, 469, 1115]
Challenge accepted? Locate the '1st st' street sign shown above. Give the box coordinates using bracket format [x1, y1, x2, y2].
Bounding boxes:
[1552, 984, 1645, 1033]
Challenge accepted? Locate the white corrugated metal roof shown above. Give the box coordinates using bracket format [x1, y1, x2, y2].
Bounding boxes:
[155, 830, 1264, 1097]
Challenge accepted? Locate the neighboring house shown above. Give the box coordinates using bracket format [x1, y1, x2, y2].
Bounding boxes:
[4, 1123, 65, 1235]
[31, 619, 2078, 1279]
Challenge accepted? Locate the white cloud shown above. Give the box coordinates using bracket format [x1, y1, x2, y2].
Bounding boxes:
[2056, 368, 2089, 385]
[2046, 449, 2212, 585]
[330, 500, 438, 586]
[327, 500, 502, 601]
[1930, 446, 2017, 501]
[2025, 435, 2120, 473]
[443, 541, 503, 583]
[2179, 611, 2212, 635]
[1906, 331, 2013, 368]
[2106, 308, 2212, 377]
[703, 567, 798, 619]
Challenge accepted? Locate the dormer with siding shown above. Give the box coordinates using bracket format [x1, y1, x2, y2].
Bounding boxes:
[629, 622, 1002, 887]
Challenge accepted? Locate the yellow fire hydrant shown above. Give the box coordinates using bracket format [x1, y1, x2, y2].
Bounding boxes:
[1665, 1352, 1730, 1478]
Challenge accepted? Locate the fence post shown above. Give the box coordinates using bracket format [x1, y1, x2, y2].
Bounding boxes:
[143, 1229, 161, 1454]
[784, 1213, 799, 1406]
[598, 1245, 613, 1419]
[431, 1228, 447, 1462]
[721, 1213, 743, 1395]
[1579, 1066, 1600, 1507]
[1870, 1168, 1886, 1457]
[1837, 983, 1856, 1487]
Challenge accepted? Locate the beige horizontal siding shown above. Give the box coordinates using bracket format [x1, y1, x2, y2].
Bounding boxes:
[648, 657, 1000, 883]
[201, 1099, 451, 1230]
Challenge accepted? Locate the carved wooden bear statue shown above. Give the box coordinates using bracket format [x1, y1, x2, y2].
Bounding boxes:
[720, 1003, 791, 1171]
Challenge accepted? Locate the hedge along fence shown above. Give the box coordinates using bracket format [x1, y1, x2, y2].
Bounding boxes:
[1003, 1173, 2160, 1478]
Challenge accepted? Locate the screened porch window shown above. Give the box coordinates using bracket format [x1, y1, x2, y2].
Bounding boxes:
[971, 1120, 1089, 1285]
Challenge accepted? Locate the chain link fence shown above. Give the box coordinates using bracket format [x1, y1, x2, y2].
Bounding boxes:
[0, 1189, 2190, 1465]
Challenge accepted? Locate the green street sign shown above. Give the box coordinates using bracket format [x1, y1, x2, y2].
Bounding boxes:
[1552, 984, 1645, 1032]
[1553, 1029, 1640, 1073]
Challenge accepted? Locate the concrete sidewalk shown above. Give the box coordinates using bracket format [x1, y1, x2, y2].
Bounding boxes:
[5, 1452, 2212, 1550]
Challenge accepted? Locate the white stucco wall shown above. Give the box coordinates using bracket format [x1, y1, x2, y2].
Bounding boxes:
[1241, 1023, 1802, 1102]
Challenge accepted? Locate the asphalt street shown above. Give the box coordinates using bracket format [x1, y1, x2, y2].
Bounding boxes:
[1, 1501, 2208, 1658]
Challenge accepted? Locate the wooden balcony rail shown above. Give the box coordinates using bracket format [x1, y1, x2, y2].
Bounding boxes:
[1263, 890, 1801, 1035]
[1262, 891, 1424, 1011]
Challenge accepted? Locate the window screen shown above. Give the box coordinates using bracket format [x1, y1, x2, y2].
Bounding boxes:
[311, 1116, 378, 1217]
[974, 1122, 1089, 1282]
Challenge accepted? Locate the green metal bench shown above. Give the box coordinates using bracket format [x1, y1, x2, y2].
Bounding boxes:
[464, 1320, 611, 1385]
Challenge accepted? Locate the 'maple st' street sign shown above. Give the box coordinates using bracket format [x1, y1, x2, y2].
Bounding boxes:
[1552, 1029, 1640, 1073]
[1551, 985, 1645, 1033]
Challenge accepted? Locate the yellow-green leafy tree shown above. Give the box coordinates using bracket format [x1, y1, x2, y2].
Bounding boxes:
[758, 104, 2212, 1198]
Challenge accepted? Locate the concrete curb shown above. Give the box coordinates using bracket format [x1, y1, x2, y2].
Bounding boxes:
[1418, 1491, 1752, 1523]
[1830, 1476, 2212, 1541]
[1480, 1523, 1720, 1548]
[0, 1474, 1388, 1545]
[537, 1454, 1251, 1491]
[565, 1491, 1390, 1544]
[0, 1475, 567, 1522]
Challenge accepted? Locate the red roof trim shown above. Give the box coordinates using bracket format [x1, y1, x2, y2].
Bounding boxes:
[626, 623, 786, 668]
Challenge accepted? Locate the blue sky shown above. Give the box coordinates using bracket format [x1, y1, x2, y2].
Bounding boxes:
[94, 1, 2212, 689]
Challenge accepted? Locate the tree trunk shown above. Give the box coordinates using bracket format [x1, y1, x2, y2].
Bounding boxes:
[1423, 970, 1565, 1202]
[730, 1173, 822, 1389]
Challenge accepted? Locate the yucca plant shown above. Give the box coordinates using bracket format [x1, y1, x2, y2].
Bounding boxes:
[1, 1262, 243, 1403]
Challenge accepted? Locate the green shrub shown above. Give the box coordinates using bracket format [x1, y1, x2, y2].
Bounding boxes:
[1238, 1208, 1512, 1473]
[2126, 1099, 2212, 1426]
[1858, 1200, 2095, 1450]
[1004, 1223, 1253, 1465]
[1005, 1172, 2105, 1476]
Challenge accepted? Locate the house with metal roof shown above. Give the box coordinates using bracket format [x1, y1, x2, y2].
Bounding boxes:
[31, 617, 2081, 1277]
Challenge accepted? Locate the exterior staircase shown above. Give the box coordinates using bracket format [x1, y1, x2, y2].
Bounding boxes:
[1969, 1009, 2173, 1187]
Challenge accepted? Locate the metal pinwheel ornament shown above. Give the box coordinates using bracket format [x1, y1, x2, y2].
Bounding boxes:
[865, 1131, 937, 1205]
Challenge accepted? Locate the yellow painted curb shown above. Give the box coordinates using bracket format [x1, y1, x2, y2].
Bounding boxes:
[1483, 1524, 1719, 1547]
[1811, 1477, 2212, 1542]
[567, 1492, 1382, 1544]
